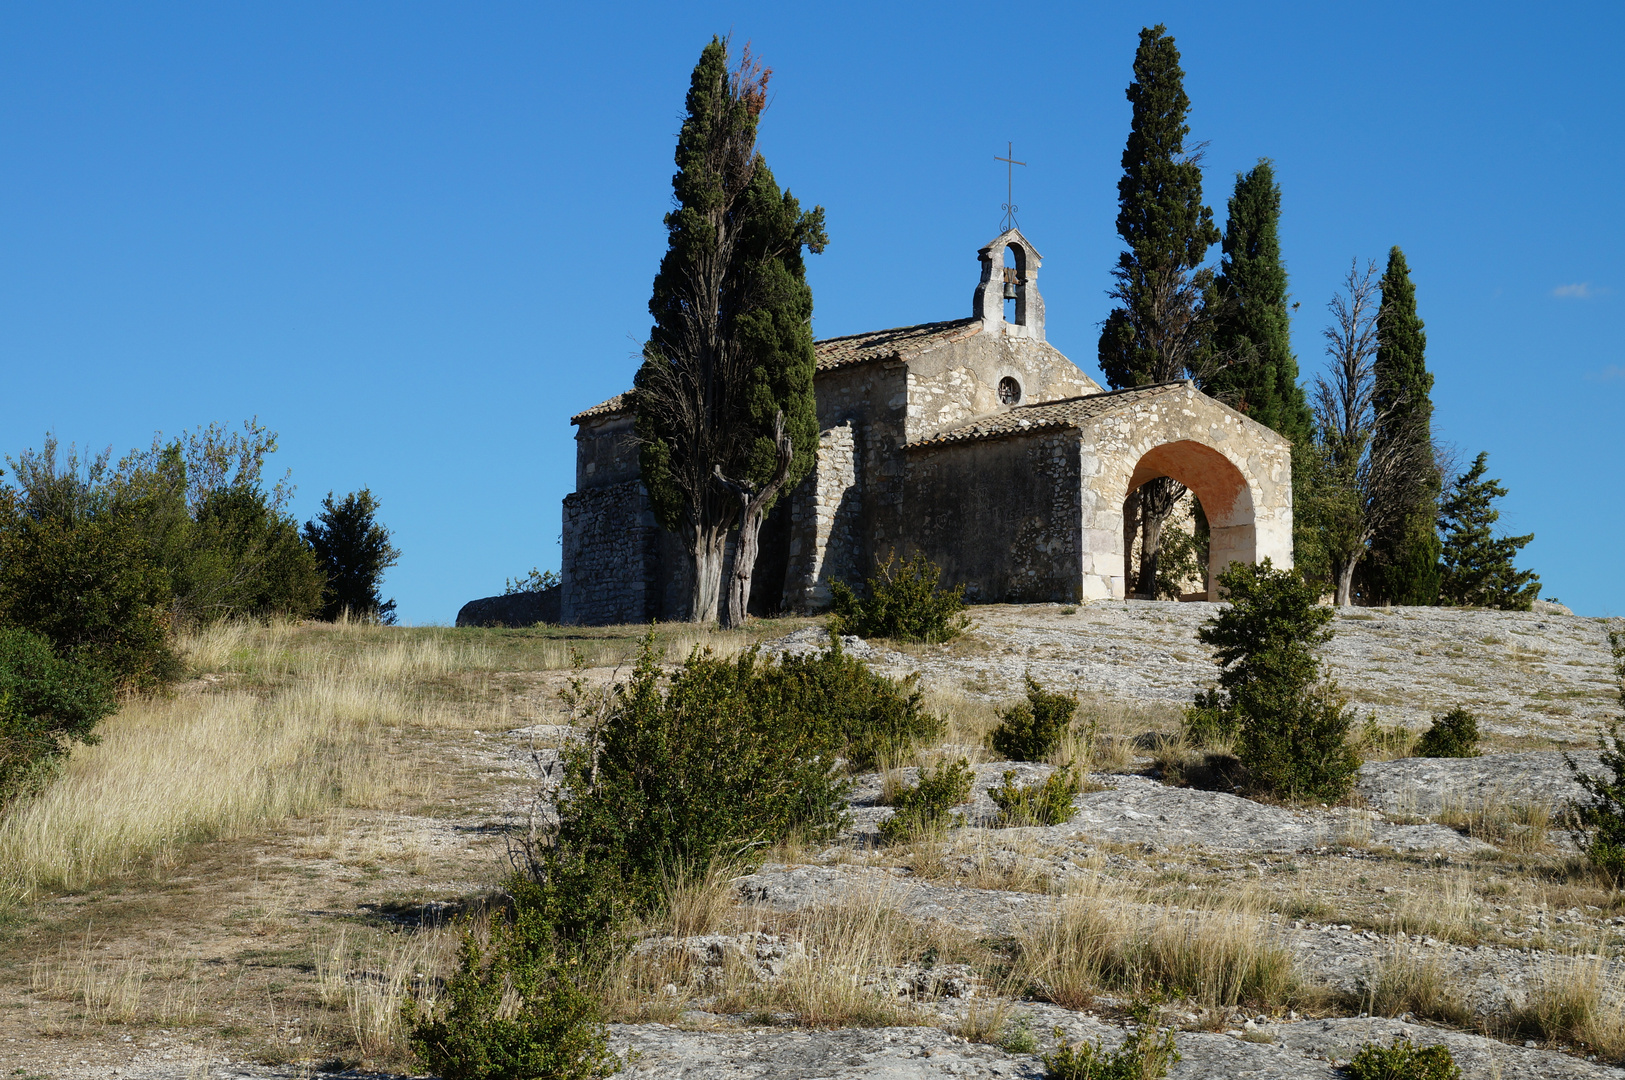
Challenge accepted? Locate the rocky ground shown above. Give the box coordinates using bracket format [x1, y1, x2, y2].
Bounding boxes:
[4, 603, 1623, 1079]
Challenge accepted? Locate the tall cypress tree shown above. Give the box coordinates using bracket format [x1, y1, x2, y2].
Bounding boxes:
[635, 38, 768, 623]
[715, 159, 825, 627]
[1205, 160, 1311, 443]
[1098, 24, 1219, 390]
[1098, 24, 1219, 596]
[1366, 246, 1441, 604]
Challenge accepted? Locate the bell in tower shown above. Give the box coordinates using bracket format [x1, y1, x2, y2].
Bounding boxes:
[973, 228, 1046, 341]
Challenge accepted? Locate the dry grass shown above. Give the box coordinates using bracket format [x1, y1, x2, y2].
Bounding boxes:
[1436, 794, 1554, 856]
[1382, 872, 1483, 944]
[1512, 945, 1625, 1057]
[1363, 941, 1473, 1026]
[1018, 883, 1299, 1012]
[0, 624, 499, 898]
[315, 925, 464, 1064]
[29, 940, 203, 1027]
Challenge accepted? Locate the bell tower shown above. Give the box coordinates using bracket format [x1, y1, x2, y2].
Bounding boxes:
[973, 228, 1045, 341]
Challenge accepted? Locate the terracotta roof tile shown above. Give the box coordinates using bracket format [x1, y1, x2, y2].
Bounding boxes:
[813, 318, 980, 371]
[569, 392, 632, 424]
[909, 382, 1190, 448]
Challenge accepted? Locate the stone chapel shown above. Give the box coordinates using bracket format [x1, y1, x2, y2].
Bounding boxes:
[560, 228, 1292, 625]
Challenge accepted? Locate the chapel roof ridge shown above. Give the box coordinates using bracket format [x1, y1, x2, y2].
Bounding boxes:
[813, 317, 980, 371]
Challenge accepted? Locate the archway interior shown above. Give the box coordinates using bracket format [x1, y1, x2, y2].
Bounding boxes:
[1124, 440, 1255, 599]
[1003, 244, 1025, 325]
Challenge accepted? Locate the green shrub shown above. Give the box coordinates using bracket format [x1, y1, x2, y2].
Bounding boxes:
[1042, 1021, 1179, 1080]
[545, 638, 850, 906]
[879, 757, 974, 844]
[990, 766, 1081, 827]
[0, 454, 179, 690]
[830, 551, 968, 644]
[991, 678, 1078, 762]
[1412, 707, 1481, 758]
[764, 633, 942, 770]
[1194, 560, 1360, 802]
[1567, 625, 1625, 883]
[0, 627, 117, 802]
[304, 488, 401, 623]
[1345, 1037, 1460, 1080]
[406, 901, 619, 1080]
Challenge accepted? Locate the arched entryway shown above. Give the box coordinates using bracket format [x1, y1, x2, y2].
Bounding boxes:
[1124, 439, 1257, 600]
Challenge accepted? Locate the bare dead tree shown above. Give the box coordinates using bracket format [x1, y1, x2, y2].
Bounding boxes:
[1312, 259, 1431, 605]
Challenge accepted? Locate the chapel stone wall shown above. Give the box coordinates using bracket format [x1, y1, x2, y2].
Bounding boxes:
[559, 479, 662, 625]
[903, 336, 1099, 444]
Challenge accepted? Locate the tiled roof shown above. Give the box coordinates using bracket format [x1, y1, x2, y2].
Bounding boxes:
[571, 319, 983, 422]
[569, 392, 632, 424]
[909, 382, 1190, 448]
[813, 318, 980, 371]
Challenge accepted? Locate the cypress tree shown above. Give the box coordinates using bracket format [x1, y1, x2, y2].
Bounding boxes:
[1438, 452, 1540, 610]
[635, 38, 768, 623]
[1098, 24, 1219, 390]
[303, 489, 400, 623]
[1366, 246, 1442, 604]
[1205, 160, 1311, 443]
[715, 159, 825, 627]
[1098, 24, 1219, 596]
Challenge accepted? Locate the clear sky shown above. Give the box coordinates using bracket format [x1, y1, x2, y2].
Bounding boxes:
[2, 2, 1619, 621]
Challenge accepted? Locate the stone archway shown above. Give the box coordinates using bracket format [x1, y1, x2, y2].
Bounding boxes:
[1125, 440, 1256, 599]
[1072, 382, 1292, 602]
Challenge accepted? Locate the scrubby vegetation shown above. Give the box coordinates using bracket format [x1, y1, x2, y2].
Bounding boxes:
[1567, 625, 1625, 883]
[1043, 1012, 1180, 1080]
[1189, 559, 1361, 801]
[831, 550, 968, 644]
[878, 756, 974, 844]
[990, 766, 1082, 827]
[991, 677, 1079, 762]
[1413, 707, 1481, 758]
[0, 626, 117, 804]
[1345, 1037, 1460, 1080]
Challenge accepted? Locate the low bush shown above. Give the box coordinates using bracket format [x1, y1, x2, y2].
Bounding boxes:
[990, 767, 1081, 827]
[1193, 560, 1360, 802]
[406, 903, 619, 1080]
[1567, 625, 1625, 883]
[991, 678, 1078, 762]
[1345, 1037, 1460, 1080]
[1042, 1016, 1179, 1080]
[542, 638, 851, 907]
[0, 627, 117, 802]
[830, 551, 968, 644]
[1413, 707, 1480, 758]
[879, 757, 974, 844]
[765, 633, 942, 770]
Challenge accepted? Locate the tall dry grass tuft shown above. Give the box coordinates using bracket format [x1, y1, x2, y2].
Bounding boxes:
[1384, 873, 1483, 944]
[316, 927, 462, 1063]
[1513, 946, 1625, 1058]
[1020, 886, 1299, 1012]
[1436, 794, 1553, 856]
[767, 896, 915, 1027]
[30, 940, 201, 1026]
[1363, 941, 1473, 1026]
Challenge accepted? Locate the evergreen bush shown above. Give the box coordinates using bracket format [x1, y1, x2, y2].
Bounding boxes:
[1194, 560, 1361, 801]
[1437, 452, 1539, 610]
[406, 901, 618, 1080]
[547, 638, 851, 905]
[830, 551, 968, 644]
[1345, 1037, 1460, 1080]
[0, 627, 117, 802]
[304, 488, 400, 622]
[1042, 1019, 1179, 1080]
[990, 678, 1078, 762]
[990, 767, 1081, 827]
[764, 633, 942, 770]
[1567, 625, 1625, 884]
[879, 757, 974, 844]
[1412, 707, 1481, 758]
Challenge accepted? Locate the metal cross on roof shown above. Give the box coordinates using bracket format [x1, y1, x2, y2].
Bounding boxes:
[995, 141, 1026, 232]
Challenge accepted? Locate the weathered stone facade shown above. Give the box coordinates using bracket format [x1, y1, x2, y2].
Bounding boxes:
[562, 229, 1293, 624]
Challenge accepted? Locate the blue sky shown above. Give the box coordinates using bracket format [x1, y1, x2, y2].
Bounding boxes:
[1, 2, 1619, 621]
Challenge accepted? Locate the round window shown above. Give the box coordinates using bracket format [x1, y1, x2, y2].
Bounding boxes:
[998, 376, 1022, 406]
